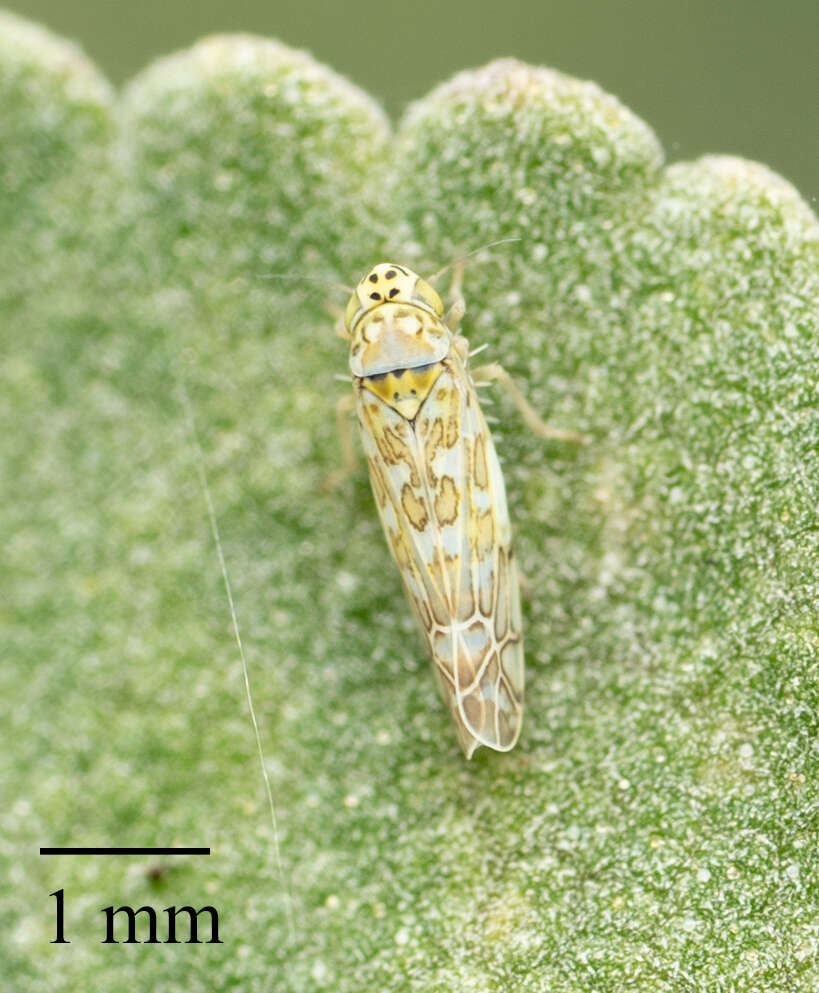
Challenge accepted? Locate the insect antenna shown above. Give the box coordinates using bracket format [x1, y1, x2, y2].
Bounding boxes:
[260, 272, 354, 296]
[428, 237, 522, 285]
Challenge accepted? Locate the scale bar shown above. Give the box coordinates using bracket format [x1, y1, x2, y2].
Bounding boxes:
[40, 847, 210, 856]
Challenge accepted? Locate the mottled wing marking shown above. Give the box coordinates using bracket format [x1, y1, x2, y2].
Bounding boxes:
[358, 399, 450, 632]
[356, 353, 524, 756]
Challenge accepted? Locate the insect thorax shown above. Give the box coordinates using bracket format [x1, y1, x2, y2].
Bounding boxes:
[350, 303, 452, 419]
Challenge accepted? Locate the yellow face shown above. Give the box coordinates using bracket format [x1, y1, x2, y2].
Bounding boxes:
[344, 263, 443, 334]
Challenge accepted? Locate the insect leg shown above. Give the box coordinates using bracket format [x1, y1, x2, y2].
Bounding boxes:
[334, 315, 349, 342]
[444, 261, 466, 332]
[323, 301, 350, 341]
[471, 362, 589, 444]
[323, 393, 359, 490]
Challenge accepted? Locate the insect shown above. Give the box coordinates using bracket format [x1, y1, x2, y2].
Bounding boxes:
[338, 262, 583, 757]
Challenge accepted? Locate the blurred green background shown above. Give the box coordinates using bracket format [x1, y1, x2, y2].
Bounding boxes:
[7, 0, 819, 200]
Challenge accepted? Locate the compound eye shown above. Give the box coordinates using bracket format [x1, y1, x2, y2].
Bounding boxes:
[414, 278, 443, 316]
[344, 291, 361, 332]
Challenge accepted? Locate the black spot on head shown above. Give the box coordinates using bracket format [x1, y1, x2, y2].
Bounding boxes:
[394, 392, 400, 400]
[385, 270, 396, 279]
[370, 292, 381, 300]
[410, 389, 417, 395]
[389, 288, 400, 298]
[369, 273, 378, 283]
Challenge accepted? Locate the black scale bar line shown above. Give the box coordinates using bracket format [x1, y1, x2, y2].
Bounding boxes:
[40, 847, 210, 855]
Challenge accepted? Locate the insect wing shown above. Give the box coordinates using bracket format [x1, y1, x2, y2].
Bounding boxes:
[356, 355, 524, 757]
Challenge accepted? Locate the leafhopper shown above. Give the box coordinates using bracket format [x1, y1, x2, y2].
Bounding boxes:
[339, 262, 583, 757]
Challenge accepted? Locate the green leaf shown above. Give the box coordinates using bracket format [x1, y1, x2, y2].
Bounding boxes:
[3, 15, 817, 992]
